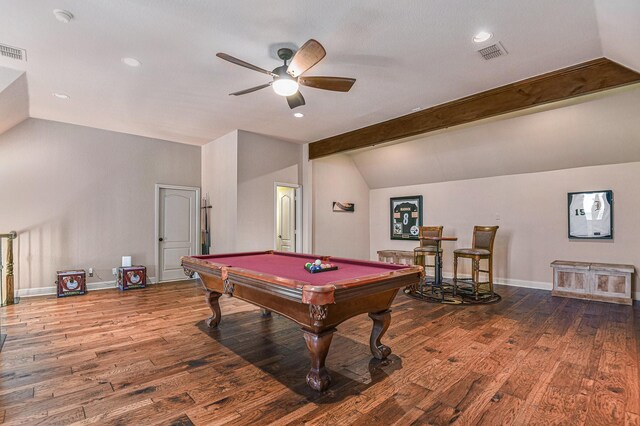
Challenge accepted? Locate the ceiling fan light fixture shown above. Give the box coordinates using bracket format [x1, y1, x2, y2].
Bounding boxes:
[272, 78, 299, 97]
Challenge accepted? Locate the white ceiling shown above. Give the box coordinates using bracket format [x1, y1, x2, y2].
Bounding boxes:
[0, 1, 636, 145]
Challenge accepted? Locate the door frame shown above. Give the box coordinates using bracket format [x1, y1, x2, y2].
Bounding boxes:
[274, 182, 302, 253]
[154, 184, 201, 283]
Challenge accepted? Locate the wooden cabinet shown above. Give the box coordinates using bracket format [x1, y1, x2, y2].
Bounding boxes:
[551, 260, 633, 305]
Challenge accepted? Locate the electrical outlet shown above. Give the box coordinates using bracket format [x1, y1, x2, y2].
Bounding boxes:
[88, 267, 94, 277]
[112, 267, 117, 276]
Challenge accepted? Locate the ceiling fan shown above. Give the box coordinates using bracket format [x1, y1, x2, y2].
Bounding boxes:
[216, 39, 356, 109]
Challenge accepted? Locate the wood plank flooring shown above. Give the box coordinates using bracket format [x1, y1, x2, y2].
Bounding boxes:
[0, 281, 638, 425]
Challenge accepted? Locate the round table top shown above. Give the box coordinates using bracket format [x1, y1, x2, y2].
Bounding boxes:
[419, 236, 458, 241]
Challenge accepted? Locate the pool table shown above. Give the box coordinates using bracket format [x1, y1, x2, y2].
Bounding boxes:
[181, 250, 423, 391]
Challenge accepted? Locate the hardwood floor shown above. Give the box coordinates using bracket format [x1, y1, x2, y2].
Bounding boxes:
[0, 281, 638, 425]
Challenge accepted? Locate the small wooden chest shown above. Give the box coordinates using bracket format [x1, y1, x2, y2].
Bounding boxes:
[551, 260, 634, 305]
[56, 270, 87, 297]
[118, 266, 146, 290]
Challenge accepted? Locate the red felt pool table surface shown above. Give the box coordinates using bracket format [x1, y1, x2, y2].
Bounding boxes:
[194, 251, 407, 286]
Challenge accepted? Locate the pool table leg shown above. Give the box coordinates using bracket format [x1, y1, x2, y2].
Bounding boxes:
[205, 291, 222, 328]
[369, 310, 392, 359]
[303, 328, 335, 392]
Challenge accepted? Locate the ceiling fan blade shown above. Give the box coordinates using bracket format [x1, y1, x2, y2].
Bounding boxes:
[298, 76, 356, 92]
[287, 39, 326, 78]
[229, 82, 272, 96]
[217, 53, 277, 77]
[286, 91, 305, 109]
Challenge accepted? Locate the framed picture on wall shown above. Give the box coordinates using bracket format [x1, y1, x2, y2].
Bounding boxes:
[390, 195, 423, 240]
[333, 202, 355, 212]
[568, 190, 613, 239]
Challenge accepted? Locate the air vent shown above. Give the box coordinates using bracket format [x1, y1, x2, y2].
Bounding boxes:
[478, 42, 507, 60]
[0, 44, 27, 61]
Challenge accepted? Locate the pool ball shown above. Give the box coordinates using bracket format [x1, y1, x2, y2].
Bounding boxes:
[314, 259, 322, 266]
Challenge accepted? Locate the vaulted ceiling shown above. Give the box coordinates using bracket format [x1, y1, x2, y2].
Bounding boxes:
[0, 1, 638, 145]
[350, 85, 640, 189]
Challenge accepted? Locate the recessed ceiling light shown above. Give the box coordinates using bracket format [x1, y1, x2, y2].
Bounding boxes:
[293, 112, 304, 118]
[473, 31, 493, 43]
[52, 92, 70, 100]
[121, 57, 141, 67]
[53, 9, 74, 23]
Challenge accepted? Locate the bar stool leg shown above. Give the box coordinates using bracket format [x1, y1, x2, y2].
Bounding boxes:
[489, 257, 494, 297]
[453, 255, 458, 283]
[453, 255, 459, 297]
[414, 251, 425, 296]
[473, 258, 480, 300]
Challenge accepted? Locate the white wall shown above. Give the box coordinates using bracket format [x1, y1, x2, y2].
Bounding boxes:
[370, 162, 640, 296]
[0, 70, 28, 136]
[236, 131, 301, 251]
[201, 130, 302, 253]
[201, 130, 238, 253]
[0, 119, 201, 292]
[595, 0, 640, 72]
[302, 144, 313, 253]
[313, 154, 370, 259]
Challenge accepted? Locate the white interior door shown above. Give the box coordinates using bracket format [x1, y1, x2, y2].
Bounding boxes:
[276, 186, 296, 252]
[158, 187, 198, 281]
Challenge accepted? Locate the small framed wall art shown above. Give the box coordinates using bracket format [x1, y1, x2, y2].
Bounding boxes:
[390, 195, 423, 240]
[567, 190, 613, 239]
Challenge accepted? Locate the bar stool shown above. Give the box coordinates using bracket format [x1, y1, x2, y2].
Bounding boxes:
[413, 226, 443, 279]
[453, 226, 499, 299]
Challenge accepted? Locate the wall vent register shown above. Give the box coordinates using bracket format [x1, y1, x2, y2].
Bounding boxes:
[478, 42, 508, 60]
[0, 44, 26, 61]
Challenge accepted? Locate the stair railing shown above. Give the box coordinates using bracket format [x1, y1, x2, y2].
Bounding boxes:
[0, 231, 17, 306]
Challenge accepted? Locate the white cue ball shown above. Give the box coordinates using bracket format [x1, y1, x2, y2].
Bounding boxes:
[314, 259, 322, 266]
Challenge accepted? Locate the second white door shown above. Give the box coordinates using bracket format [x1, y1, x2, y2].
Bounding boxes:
[158, 187, 198, 281]
[276, 186, 296, 252]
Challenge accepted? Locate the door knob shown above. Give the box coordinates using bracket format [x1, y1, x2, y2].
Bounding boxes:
[278, 235, 282, 238]
[159, 238, 164, 242]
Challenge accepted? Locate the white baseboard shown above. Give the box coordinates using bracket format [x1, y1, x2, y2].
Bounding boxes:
[17, 276, 158, 298]
[494, 277, 552, 291]
[442, 272, 640, 299]
[16, 274, 637, 301]
[442, 272, 551, 291]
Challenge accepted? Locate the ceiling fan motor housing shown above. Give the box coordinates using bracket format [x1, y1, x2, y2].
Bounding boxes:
[277, 48, 294, 62]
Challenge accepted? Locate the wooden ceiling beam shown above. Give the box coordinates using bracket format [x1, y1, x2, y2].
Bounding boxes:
[308, 58, 640, 159]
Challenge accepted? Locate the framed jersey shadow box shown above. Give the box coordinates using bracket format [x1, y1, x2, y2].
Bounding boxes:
[390, 195, 423, 240]
[568, 190, 613, 239]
